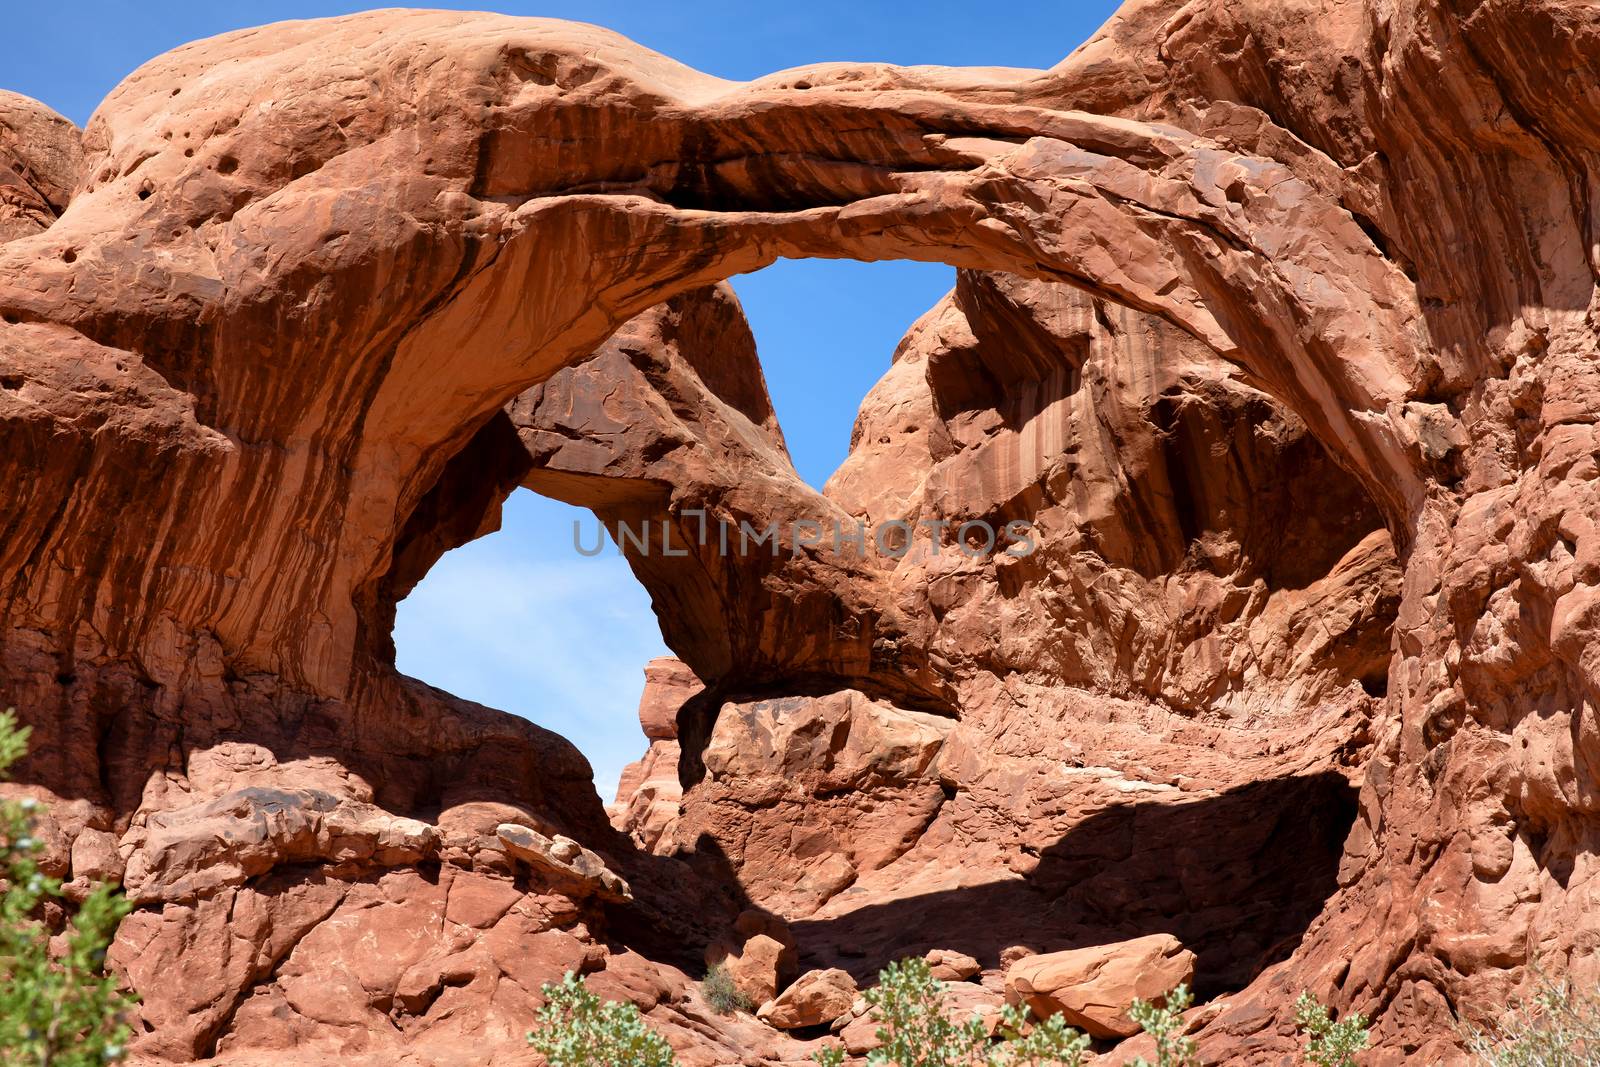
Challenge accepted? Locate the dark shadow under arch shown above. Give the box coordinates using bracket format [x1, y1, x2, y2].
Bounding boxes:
[789, 771, 1359, 1000]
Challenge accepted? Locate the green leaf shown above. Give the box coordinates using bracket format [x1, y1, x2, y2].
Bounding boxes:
[529, 971, 678, 1067]
[0, 710, 137, 1066]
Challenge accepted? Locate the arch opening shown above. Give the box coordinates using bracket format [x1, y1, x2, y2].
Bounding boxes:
[384, 251, 1403, 777]
[390, 258, 960, 796]
[381, 250, 1396, 1016]
[728, 258, 958, 491]
[393, 489, 670, 797]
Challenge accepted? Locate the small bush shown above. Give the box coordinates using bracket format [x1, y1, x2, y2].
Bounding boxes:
[811, 955, 1090, 1067]
[702, 963, 754, 1016]
[994, 1009, 1093, 1067]
[1294, 991, 1369, 1067]
[1125, 984, 1197, 1067]
[528, 971, 678, 1067]
[0, 708, 137, 1066]
[1462, 971, 1600, 1067]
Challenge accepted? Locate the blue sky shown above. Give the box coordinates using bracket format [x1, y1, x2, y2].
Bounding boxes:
[10, 1, 1122, 796]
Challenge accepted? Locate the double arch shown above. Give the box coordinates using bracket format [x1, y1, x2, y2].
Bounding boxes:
[0, 11, 1433, 702]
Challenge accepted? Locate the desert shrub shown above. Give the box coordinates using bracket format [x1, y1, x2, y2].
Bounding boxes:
[1125, 984, 1197, 1067]
[529, 971, 678, 1067]
[0, 708, 136, 1066]
[995, 1009, 1093, 1067]
[812, 955, 1090, 1067]
[1462, 971, 1600, 1067]
[1294, 991, 1369, 1067]
[702, 963, 755, 1016]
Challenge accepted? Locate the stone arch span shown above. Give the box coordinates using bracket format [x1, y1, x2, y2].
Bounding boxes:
[0, 10, 1427, 701]
[1, 3, 1597, 1063]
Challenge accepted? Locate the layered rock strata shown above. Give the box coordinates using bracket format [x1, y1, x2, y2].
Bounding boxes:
[0, 2, 1594, 1062]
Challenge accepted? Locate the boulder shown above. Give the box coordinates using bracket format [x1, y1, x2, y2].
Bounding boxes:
[840, 1010, 882, 1055]
[496, 824, 632, 903]
[707, 910, 799, 1006]
[757, 968, 858, 1030]
[1005, 934, 1196, 1039]
[926, 949, 982, 983]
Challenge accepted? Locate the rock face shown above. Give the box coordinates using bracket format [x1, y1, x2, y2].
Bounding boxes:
[0, 2, 1596, 1064]
[609, 662, 689, 851]
[664, 689, 955, 916]
[835, 270, 1399, 719]
[0, 91, 80, 241]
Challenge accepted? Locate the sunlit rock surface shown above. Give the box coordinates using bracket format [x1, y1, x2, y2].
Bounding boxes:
[0, 2, 1598, 1062]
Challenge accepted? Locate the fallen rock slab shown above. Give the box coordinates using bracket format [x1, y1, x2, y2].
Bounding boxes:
[496, 823, 632, 903]
[926, 948, 982, 983]
[757, 968, 858, 1030]
[1004, 933, 1196, 1039]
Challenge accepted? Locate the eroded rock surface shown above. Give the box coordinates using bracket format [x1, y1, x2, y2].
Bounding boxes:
[1005, 933, 1197, 1039]
[600, 270, 1389, 1039]
[0, 1, 1596, 1064]
[0, 91, 80, 241]
[757, 968, 859, 1030]
[124, 787, 438, 905]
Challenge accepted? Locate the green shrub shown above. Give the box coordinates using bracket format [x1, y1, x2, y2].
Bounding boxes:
[811, 955, 1090, 1067]
[1462, 971, 1600, 1067]
[1294, 991, 1369, 1067]
[994, 1009, 1093, 1067]
[529, 971, 678, 1067]
[701, 963, 754, 1016]
[0, 709, 136, 1066]
[1125, 984, 1197, 1067]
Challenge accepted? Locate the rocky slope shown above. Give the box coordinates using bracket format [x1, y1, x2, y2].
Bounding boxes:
[0, 1, 1596, 1063]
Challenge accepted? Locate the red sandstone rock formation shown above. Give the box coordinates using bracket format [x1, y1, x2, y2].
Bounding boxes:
[1007, 934, 1198, 1039]
[0, 91, 81, 242]
[591, 265, 1392, 1052]
[757, 968, 859, 1030]
[0, 2, 1596, 1063]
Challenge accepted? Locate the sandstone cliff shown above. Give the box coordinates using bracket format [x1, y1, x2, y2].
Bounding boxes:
[0, 2, 1596, 1063]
